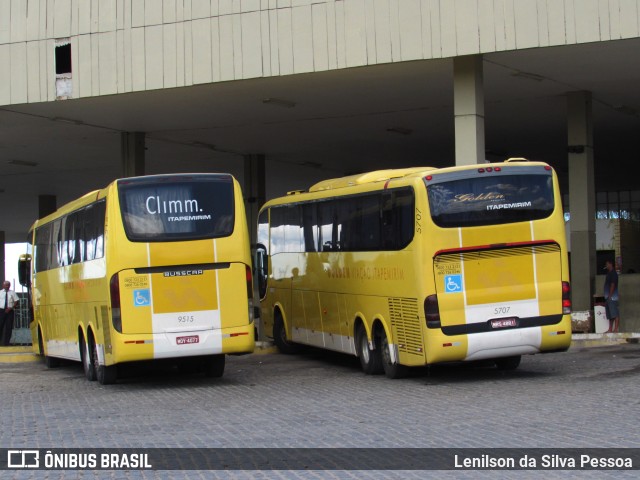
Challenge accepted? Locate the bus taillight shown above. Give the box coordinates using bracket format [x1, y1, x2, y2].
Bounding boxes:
[424, 294, 441, 328]
[246, 265, 254, 323]
[110, 273, 122, 333]
[562, 281, 571, 314]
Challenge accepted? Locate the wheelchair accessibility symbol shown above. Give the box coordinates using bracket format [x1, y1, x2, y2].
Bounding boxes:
[134, 289, 151, 306]
[444, 274, 462, 293]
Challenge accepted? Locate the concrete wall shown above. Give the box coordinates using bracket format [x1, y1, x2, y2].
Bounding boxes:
[2, 0, 640, 105]
[595, 273, 640, 332]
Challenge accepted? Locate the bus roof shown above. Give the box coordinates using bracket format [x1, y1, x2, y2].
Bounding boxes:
[308, 166, 437, 192]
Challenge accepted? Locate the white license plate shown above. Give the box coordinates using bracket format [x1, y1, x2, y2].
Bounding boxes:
[491, 318, 517, 329]
[176, 335, 200, 345]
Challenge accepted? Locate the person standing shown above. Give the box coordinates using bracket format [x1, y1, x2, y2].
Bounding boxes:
[603, 260, 619, 333]
[1, 281, 20, 346]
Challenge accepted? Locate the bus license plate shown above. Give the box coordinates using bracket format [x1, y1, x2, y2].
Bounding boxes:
[176, 335, 200, 345]
[491, 318, 516, 329]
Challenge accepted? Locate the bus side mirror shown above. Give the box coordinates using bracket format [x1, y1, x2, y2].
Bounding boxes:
[18, 253, 32, 288]
[255, 244, 268, 299]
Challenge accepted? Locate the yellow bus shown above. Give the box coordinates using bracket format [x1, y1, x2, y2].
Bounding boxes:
[19, 173, 255, 384]
[255, 159, 571, 378]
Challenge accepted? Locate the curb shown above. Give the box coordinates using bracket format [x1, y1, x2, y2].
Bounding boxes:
[0, 345, 38, 363]
[569, 332, 640, 349]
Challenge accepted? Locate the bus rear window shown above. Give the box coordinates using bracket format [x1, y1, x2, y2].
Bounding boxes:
[118, 174, 235, 241]
[425, 170, 555, 228]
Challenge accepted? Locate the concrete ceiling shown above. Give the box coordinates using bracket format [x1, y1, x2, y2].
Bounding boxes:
[1, 37, 640, 243]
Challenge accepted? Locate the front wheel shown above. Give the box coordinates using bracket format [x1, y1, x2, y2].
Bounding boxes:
[273, 314, 301, 354]
[380, 328, 408, 379]
[38, 328, 60, 368]
[355, 324, 382, 375]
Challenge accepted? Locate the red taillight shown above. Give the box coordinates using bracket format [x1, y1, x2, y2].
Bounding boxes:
[246, 265, 254, 323]
[246, 265, 253, 300]
[562, 281, 571, 314]
[424, 294, 440, 327]
[110, 273, 122, 333]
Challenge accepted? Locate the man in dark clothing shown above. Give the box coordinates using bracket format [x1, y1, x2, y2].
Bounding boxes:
[603, 260, 619, 333]
[0, 280, 20, 346]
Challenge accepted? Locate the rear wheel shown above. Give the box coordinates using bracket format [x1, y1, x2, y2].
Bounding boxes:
[355, 324, 383, 375]
[380, 328, 408, 379]
[81, 334, 96, 381]
[495, 355, 521, 371]
[203, 355, 225, 378]
[273, 313, 300, 354]
[92, 340, 117, 385]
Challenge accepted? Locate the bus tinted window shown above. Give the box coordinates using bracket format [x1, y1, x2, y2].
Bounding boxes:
[118, 174, 235, 242]
[268, 187, 414, 253]
[426, 173, 555, 228]
[33, 200, 106, 272]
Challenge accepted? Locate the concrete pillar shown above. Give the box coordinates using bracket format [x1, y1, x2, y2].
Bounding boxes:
[38, 194, 57, 219]
[453, 55, 485, 165]
[0, 230, 5, 281]
[567, 91, 596, 314]
[244, 154, 266, 340]
[121, 132, 146, 177]
[243, 154, 266, 252]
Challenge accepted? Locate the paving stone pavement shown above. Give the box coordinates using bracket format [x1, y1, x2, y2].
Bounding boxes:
[1, 342, 639, 480]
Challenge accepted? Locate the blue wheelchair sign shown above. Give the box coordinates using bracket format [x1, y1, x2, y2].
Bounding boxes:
[133, 289, 151, 307]
[444, 274, 462, 293]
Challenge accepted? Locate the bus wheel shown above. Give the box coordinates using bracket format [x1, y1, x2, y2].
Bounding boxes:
[203, 355, 225, 378]
[495, 355, 521, 371]
[91, 341, 117, 385]
[39, 328, 59, 369]
[81, 335, 96, 381]
[356, 324, 382, 375]
[380, 329, 408, 379]
[273, 313, 300, 354]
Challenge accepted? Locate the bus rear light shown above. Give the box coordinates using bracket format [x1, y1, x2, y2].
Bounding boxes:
[110, 273, 122, 333]
[562, 281, 571, 314]
[246, 265, 255, 323]
[424, 294, 441, 328]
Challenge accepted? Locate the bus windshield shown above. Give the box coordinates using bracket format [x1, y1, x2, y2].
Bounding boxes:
[118, 174, 235, 241]
[425, 167, 555, 228]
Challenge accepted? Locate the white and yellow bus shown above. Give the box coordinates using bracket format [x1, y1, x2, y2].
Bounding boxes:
[19, 173, 255, 384]
[255, 159, 572, 378]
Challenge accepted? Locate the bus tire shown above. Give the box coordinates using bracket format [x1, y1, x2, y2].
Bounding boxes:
[356, 324, 383, 375]
[495, 355, 521, 371]
[81, 334, 96, 381]
[380, 328, 408, 379]
[91, 341, 117, 385]
[203, 355, 225, 378]
[273, 313, 300, 354]
[38, 328, 60, 369]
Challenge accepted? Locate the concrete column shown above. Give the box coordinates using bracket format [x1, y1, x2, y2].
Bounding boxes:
[244, 154, 266, 340]
[243, 154, 266, 251]
[453, 55, 485, 165]
[567, 91, 596, 314]
[1, 230, 5, 281]
[121, 132, 146, 177]
[38, 194, 57, 218]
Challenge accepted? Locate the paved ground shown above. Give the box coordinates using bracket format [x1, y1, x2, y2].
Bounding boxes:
[1, 340, 639, 479]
